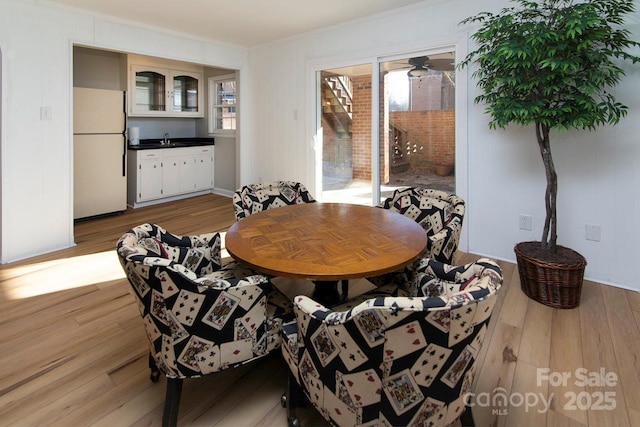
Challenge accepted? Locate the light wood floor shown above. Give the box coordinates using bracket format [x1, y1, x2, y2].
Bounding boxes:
[0, 194, 638, 426]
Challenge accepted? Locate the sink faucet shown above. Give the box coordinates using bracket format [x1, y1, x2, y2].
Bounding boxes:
[163, 132, 170, 145]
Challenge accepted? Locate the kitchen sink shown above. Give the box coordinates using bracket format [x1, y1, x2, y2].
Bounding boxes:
[132, 137, 214, 150]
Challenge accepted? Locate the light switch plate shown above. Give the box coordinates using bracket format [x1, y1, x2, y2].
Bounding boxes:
[40, 106, 52, 120]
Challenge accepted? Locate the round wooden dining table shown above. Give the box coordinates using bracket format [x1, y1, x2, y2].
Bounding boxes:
[225, 203, 427, 304]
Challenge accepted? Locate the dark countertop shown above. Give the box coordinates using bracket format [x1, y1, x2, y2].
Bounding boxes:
[128, 137, 214, 150]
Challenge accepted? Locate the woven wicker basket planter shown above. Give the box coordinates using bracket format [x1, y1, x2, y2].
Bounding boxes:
[514, 241, 587, 309]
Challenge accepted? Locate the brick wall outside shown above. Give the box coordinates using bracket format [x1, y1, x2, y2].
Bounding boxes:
[322, 115, 352, 180]
[351, 75, 372, 181]
[389, 110, 455, 173]
[322, 73, 455, 181]
[322, 114, 341, 164]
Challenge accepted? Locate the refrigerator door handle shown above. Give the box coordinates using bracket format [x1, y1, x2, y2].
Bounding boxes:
[122, 92, 127, 178]
[122, 136, 127, 177]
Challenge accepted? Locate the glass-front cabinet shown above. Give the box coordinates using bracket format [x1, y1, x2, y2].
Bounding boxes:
[172, 72, 200, 113]
[129, 61, 203, 117]
[133, 67, 167, 113]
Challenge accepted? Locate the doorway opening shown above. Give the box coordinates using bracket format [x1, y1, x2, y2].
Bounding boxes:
[319, 62, 372, 204]
[319, 51, 456, 205]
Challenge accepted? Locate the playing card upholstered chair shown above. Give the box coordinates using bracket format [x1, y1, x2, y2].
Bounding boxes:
[232, 181, 350, 300]
[381, 187, 465, 264]
[369, 187, 466, 289]
[116, 223, 292, 427]
[281, 258, 503, 427]
[232, 181, 316, 221]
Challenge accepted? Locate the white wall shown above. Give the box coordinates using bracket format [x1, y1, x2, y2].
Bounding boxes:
[0, 0, 249, 262]
[212, 136, 237, 196]
[246, 0, 640, 290]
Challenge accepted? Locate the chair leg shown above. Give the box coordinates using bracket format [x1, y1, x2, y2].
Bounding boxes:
[460, 404, 475, 427]
[284, 370, 300, 426]
[340, 279, 349, 302]
[162, 377, 183, 427]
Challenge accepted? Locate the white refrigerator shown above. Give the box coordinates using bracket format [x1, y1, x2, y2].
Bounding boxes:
[73, 87, 127, 219]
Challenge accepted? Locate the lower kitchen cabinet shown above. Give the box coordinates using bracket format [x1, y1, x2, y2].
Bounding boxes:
[139, 155, 163, 201]
[195, 150, 215, 190]
[162, 155, 183, 196]
[127, 146, 214, 207]
[177, 155, 197, 193]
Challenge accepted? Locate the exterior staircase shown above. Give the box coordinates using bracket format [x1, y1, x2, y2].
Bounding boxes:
[322, 75, 353, 139]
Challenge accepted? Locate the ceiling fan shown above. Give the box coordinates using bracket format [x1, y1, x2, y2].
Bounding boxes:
[407, 56, 431, 78]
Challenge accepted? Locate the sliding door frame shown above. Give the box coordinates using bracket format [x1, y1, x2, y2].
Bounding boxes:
[306, 36, 469, 251]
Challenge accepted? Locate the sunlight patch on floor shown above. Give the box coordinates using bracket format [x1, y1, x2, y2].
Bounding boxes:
[320, 179, 411, 205]
[320, 170, 455, 205]
[0, 250, 126, 300]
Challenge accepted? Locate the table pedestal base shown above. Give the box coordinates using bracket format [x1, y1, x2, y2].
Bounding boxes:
[312, 281, 342, 306]
[313, 280, 349, 307]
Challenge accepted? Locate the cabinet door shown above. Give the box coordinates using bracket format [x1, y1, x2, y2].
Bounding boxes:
[195, 150, 214, 190]
[139, 157, 163, 201]
[172, 71, 201, 114]
[179, 155, 197, 193]
[162, 156, 181, 196]
[131, 65, 170, 115]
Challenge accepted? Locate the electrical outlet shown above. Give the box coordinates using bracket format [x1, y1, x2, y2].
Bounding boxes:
[519, 214, 532, 231]
[586, 224, 601, 242]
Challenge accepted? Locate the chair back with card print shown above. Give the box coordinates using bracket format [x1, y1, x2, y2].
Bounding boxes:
[381, 187, 465, 264]
[232, 181, 316, 221]
[117, 223, 292, 427]
[281, 258, 502, 427]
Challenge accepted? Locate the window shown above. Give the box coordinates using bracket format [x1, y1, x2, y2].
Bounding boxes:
[208, 74, 236, 134]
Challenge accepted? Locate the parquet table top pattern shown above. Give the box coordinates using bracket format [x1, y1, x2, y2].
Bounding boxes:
[225, 203, 427, 281]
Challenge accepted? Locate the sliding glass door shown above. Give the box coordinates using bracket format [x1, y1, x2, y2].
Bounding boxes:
[318, 63, 373, 205]
[316, 49, 456, 205]
[379, 51, 456, 201]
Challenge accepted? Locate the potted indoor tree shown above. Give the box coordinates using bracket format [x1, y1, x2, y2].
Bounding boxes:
[459, 0, 639, 308]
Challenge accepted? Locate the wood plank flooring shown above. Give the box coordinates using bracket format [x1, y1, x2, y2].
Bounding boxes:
[0, 194, 638, 426]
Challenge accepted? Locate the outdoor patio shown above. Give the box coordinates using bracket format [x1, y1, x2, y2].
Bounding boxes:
[322, 169, 455, 204]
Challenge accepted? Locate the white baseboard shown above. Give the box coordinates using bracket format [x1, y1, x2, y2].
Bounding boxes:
[213, 188, 234, 198]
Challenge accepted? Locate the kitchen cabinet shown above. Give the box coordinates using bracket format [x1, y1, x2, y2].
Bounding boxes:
[128, 59, 204, 117]
[195, 147, 214, 190]
[162, 154, 183, 196]
[127, 146, 214, 207]
[172, 72, 201, 114]
[177, 154, 197, 193]
[138, 154, 163, 202]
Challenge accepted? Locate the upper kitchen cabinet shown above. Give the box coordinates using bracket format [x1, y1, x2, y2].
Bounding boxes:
[172, 72, 200, 114]
[128, 55, 204, 117]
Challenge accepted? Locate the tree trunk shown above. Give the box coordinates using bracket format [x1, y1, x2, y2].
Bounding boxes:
[536, 121, 557, 252]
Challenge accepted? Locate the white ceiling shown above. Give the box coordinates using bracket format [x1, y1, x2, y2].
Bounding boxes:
[48, 0, 436, 48]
